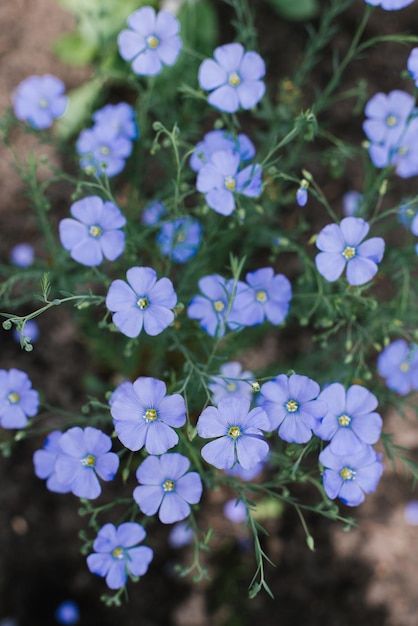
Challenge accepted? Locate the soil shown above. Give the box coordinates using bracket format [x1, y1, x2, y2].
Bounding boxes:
[1, 2, 418, 626]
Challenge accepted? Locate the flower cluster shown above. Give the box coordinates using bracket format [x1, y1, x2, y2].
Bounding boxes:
[364, 89, 418, 178]
[34, 426, 119, 499]
[76, 102, 136, 177]
[377, 339, 418, 394]
[12, 74, 67, 129]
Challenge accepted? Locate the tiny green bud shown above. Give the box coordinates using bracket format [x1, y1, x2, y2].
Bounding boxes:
[24, 343, 33, 352]
[214, 118, 224, 129]
[251, 381, 260, 392]
[379, 179, 388, 196]
[2, 320, 12, 330]
[344, 354, 353, 364]
[301, 169, 313, 182]
[345, 340, 353, 352]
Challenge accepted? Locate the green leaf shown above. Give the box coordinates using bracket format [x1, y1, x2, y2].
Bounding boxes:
[178, 0, 219, 54]
[267, 0, 320, 21]
[54, 77, 104, 139]
[53, 32, 97, 66]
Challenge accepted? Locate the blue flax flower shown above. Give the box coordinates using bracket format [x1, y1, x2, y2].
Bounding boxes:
[363, 90, 414, 145]
[296, 186, 308, 207]
[0, 368, 39, 429]
[187, 274, 245, 337]
[54, 426, 119, 499]
[197, 396, 270, 470]
[364, 0, 414, 8]
[87, 522, 153, 589]
[198, 43, 265, 113]
[76, 123, 132, 178]
[141, 200, 167, 225]
[92, 103, 138, 140]
[106, 266, 177, 338]
[196, 149, 262, 216]
[368, 117, 418, 178]
[110, 376, 186, 455]
[411, 212, 418, 254]
[259, 374, 326, 444]
[13, 320, 39, 345]
[224, 499, 247, 523]
[319, 444, 384, 507]
[315, 383, 382, 454]
[342, 191, 363, 217]
[190, 130, 255, 172]
[157, 217, 202, 263]
[208, 361, 254, 404]
[55, 600, 79, 625]
[230, 267, 292, 327]
[315, 217, 385, 286]
[377, 339, 418, 394]
[168, 522, 193, 548]
[59, 196, 126, 266]
[10, 243, 34, 268]
[134, 453, 203, 523]
[33, 430, 71, 494]
[118, 6, 182, 76]
[398, 198, 418, 227]
[13, 74, 67, 129]
[407, 48, 418, 87]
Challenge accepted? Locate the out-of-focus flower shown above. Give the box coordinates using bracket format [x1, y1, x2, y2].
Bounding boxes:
[168, 521, 194, 548]
[141, 200, 167, 225]
[118, 6, 182, 76]
[404, 500, 418, 525]
[0, 368, 39, 429]
[190, 130, 256, 172]
[208, 361, 254, 404]
[87, 523, 153, 589]
[377, 339, 418, 394]
[10, 243, 35, 268]
[342, 191, 363, 217]
[407, 48, 418, 86]
[224, 499, 247, 523]
[315, 217, 385, 286]
[106, 266, 177, 338]
[92, 103, 138, 140]
[13, 320, 39, 345]
[198, 43, 265, 113]
[76, 124, 132, 178]
[55, 600, 80, 625]
[157, 217, 202, 263]
[364, 0, 414, 9]
[12, 74, 67, 129]
[59, 196, 126, 266]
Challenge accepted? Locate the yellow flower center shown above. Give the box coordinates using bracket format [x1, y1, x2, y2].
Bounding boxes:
[144, 408, 157, 423]
[400, 362, 410, 372]
[224, 176, 236, 191]
[8, 392, 20, 404]
[256, 290, 267, 303]
[213, 300, 225, 312]
[147, 35, 159, 49]
[163, 479, 175, 492]
[338, 414, 351, 427]
[342, 246, 356, 260]
[228, 425, 241, 439]
[228, 72, 241, 87]
[175, 231, 186, 243]
[39, 98, 48, 109]
[340, 467, 355, 481]
[100, 146, 110, 155]
[137, 297, 149, 310]
[89, 225, 102, 238]
[227, 382, 236, 392]
[112, 547, 124, 559]
[81, 454, 96, 467]
[386, 115, 397, 127]
[286, 399, 299, 413]
[398, 146, 409, 156]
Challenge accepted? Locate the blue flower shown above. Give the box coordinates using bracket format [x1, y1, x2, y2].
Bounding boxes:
[230, 267, 292, 327]
[363, 90, 414, 145]
[106, 266, 177, 338]
[54, 426, 119, 499]
[398, 198, 418, 227]
[259, 374, 326, 444]
[411, 211, 418, 250]
[197, 396, 270, 470]
[12, 74, 67, 129]
[55, 600, 80, 625]
[33, 430, 71, 494]
[0, 368, 39, 429]
[157, 217, 202, 263]
[87, 522, 153, 589]
[133, 453, 203, 524]
[13, 320, 39, 345]
[315, 217, 385, 286]
[368, 117, 418, 178]
[168, 521, 194, 548]
[196, 149, 262, 216]
[198, 43, 265, 113]
[208, 361, 254, 404]
[110, 376, 186, 455]
[314, 383, 382, 454]
[407, 48, 418, 87]
[190, 130, 256, 172]
[92, 102, 138, 140]
[118, 6, 182, 76]
[342, 191, 363, 217]
[141, 200, 167, 225]
[223, 499, 247, 523]
[296, 186, 308, 207]
[319, 444, 384, 507]
[364, 0, 414, 9]
[404, 500, 418, 525]
[9, 243, 35, 268]
[377, 339, 418, 395]
[59, 196, 126, 266]
[187, 274, 245, 337]
[76, 124, 132, 178]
